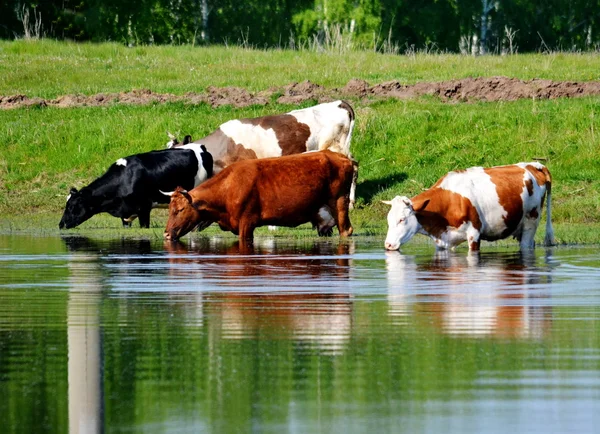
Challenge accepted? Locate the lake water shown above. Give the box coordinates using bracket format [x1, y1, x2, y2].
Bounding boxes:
[1, 234, 599, 433]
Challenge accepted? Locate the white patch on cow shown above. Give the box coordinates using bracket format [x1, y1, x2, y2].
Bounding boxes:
[437, 167, 508, 237]
[66, 194, 71, 202]
[166, 140, 176, 149]
[434, 220, 477, 250]
[116, 158, 127, 167]
[315, 206, 335, 233]
[288, 100, 352, 156]
[180, 143, 210, 186]
[220, 119, 282, 159]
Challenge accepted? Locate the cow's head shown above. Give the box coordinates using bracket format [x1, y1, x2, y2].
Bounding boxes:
[59, 187, 95, 229]
[163, 187, 211, 241]
[382, 196, 429, 250]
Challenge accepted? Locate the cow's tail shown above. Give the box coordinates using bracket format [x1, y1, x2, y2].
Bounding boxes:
[542, 166, 555, 247]
[338, 100, 355, 158]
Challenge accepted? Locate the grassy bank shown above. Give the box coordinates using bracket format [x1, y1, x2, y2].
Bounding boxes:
[2, 40, 600, 98]
[1, 41, 599, 245]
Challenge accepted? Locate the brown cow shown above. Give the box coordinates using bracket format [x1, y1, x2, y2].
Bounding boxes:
[163, 150, 354, 242]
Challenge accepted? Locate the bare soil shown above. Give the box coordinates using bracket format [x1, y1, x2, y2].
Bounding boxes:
[3, 76, 600, 109]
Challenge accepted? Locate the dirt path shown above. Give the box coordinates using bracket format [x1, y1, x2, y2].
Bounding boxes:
[3, 76, 600, 109]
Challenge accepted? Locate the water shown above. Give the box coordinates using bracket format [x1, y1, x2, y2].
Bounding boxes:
[1, 234, 600, 433]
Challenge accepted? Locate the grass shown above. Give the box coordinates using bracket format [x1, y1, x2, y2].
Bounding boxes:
[1, 40, 600, 246]
[2, 40, 600, 98]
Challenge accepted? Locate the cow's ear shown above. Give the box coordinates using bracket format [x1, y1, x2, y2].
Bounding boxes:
[174, 186, 192, 202]
[414, 199, 430, 213]
[183, 135, 192, 145]
[70, 187, 78, 195]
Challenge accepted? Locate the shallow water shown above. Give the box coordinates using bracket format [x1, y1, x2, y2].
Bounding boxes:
[1, 234, 600, 433]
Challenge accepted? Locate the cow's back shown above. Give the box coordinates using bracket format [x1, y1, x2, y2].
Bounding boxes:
[219, 151, 352, 223]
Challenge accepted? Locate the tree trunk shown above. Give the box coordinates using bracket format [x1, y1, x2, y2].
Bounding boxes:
[201, 0, 209, 42]
[480, 0, 495, 54]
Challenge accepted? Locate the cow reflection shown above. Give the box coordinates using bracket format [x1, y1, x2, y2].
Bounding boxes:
[165, 238, 354, 353]
[386, 250, 553, 339]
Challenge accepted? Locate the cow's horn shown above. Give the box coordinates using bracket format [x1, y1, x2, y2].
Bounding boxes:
[159, 190, 175, 197]
[167, 131, 176, 140]
[381, 200, 393, 205]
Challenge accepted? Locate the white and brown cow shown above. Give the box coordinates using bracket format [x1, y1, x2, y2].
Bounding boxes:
[167, 100, 358, 207]
[383, 162, 555, 251]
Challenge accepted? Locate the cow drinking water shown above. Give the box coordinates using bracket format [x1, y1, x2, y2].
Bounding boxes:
[162, 150, 354, 243]
[59, 144, 213, 229]
[383, 162, 555, 252]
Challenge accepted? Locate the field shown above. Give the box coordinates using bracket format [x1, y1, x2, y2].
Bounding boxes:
[1, 40, 600, 244]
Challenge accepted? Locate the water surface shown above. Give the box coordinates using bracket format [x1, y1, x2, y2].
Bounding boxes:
[1, 235, 599, 433]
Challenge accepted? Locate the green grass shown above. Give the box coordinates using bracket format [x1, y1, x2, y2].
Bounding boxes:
[1, 40, 600, 245]
[2, 40, 600, 98]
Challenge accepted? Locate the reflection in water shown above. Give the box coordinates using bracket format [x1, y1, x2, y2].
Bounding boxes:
[164, 239, 354, 353]
[3, 234, 600, 433]
[386, 250, 554, 338]
[65, 247, 104, 434]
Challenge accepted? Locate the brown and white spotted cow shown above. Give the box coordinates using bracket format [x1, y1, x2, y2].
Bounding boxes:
[383, 162, 555, 251]
[166, 100, 358, 207]
[162, 150, 354, 243]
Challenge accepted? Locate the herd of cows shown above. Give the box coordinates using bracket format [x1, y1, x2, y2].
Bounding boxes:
[58, 100, 555, 252]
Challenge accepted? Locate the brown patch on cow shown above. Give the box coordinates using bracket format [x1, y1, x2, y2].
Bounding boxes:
[525, 164, 547, 187]
[525, 164, 551, 189]
[525, 179, 534, 196]
[220, 143, 259, 167]
[413, 188, 481, 239]
[484, 166, 526, 237]
[241, 114, 311, 156]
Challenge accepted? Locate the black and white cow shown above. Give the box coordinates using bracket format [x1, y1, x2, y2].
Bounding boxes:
[59, 144, 213, 229]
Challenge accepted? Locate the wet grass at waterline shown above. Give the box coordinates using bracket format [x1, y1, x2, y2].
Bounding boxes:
[1, 212, 600, 247]
[3, 40, 600, 98]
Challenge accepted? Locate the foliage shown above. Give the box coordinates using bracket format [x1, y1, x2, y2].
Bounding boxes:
[2, 0, 600, 52]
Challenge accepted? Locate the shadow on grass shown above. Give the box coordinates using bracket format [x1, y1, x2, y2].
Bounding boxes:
[356, 172, 408, 204]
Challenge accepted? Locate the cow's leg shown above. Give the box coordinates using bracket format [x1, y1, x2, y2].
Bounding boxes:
[238, 223, 255, 243]
[520, 212, 540, 250]
[333, 197, 353, 237]
[466, 226, 481, 252]
[138, 208, 151, 228]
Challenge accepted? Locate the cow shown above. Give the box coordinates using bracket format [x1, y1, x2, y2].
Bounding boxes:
[59, 144, 213, 229]
[166, 100, 359, 207]
[162, 150, 354, 243]
[383, 162, 555, 252]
